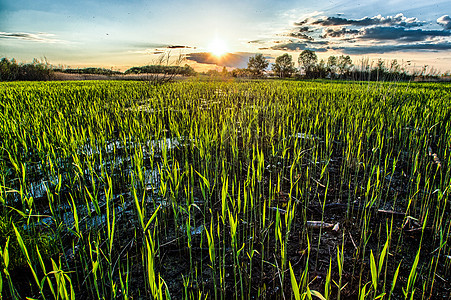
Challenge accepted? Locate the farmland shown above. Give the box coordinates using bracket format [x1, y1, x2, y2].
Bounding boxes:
[0, 79, 450, 299]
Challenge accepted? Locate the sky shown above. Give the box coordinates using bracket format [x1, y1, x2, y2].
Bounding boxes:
[1, 0, 451, 72]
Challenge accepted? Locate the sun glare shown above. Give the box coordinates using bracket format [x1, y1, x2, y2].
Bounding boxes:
[208, 38, 228, 57]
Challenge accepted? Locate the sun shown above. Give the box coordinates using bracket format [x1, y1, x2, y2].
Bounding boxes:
[208, 38, 228, 57]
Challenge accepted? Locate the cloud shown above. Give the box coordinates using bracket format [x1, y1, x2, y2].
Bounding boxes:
[322, 27, 451, 42]
[358, 27, 451, 41]
[271, 42, 328, 52]
[323, 27, 359, 38]
[294, 20, 308, 26]
[287, 32, 314, 40]
[297, 26, 311, 32]
[131, 42, 169, 49]
[128, 48, 162, 54]
[167, 45, 193, 49]
[285, 25, 315, 40]
[185, 52, 253, 68]
[0, 32, 67, 43]
[128, 43, 196, 54]
[437, 15, 451, 30]
[333, 42, 451, 54]
[271, 42, 307, 51]
[258, 13, 451, 56]
[305, 13, 424, 28]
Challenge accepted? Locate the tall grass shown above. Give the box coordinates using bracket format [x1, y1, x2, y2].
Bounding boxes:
[0, 79, 450, 299]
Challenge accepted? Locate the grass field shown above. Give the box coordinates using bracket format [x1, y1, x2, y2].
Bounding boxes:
[0, 79, 450, 299]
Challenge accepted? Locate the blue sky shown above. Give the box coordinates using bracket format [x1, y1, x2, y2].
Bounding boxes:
[1, 0, 450, 71]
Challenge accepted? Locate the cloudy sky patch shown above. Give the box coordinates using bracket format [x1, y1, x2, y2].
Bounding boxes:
[185, 52, 254, 68]
[262, 11, 451, 58]
[0, 31, 68, 43]
[307, 13, 425, 28]
[1, 0, 451, 70]
[437, 15, 451, 29]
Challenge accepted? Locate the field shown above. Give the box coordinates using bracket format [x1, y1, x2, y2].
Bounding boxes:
[0, 79, 450, 299]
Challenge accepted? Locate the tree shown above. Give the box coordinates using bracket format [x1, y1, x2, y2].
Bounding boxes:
[389, 59, 400, 73]
[0, 57, 53, 81]
[221, 66, 230, 77]
[327, 56, 337, 78]
[231, 68, 251, 78]
[247, 54, 269, 77]
[298, 50, 317, 78]
[272, 54, 295, 78]
[375, 58, 386, 81]
[316, 59, 327, 78]
[337, 55, 352, 78]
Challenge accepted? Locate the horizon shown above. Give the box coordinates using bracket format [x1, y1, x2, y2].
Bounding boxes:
[1, 0, 451, 72]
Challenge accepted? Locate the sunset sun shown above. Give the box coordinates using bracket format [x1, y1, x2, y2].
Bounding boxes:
[208, 38, 228, 57]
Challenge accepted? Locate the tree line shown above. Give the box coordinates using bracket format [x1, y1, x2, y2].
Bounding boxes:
[1, 54, 448, 82]
[0, 58, 54, 81]
[124, 64, 196, 76]
[241, 51, 445, 81]
[60, 67, 122, 76]
[0, 58, 197, 81]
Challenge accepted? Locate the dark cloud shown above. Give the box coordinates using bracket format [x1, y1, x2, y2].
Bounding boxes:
[167, 45, 192, 49]
[131, 43, 195, 50]
[437, 15, 451, 30]
[323, 26, 450, 41]
[359, 27, 450, 41]
[286, 26, 314, 40]
[268, 13, 451, 56]
[333, 42, 451, 54]
[271, 42, 328, 52]
[1, 33, 32, 38]
[303, 13, 424, 28]
[323, 27, 359, 37]
[294, 20, 308, 26]
[128, 43, 196, 55]
[287, 32, 314, 40]
[311, 17, 355, 26]
[131, 42, 169, 49]
[297, 26, 311, 32]
[185, 52, 253, 68]
[0, 31, 66, 43]
[271, 42, 306, 51]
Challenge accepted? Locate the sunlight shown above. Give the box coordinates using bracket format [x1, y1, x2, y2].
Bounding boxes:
[208, 37, 228, 57]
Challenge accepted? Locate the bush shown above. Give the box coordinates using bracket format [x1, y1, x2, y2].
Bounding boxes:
[62, 67, 122, 76]
[0, 58, 54, 81]
[124, 64, 196, 76]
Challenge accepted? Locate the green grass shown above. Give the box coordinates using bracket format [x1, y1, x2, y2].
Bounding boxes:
[0, 79, 450, 299]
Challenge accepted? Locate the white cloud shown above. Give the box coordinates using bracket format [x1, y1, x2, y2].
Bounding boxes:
[0, 32, 69, 44]
[437, 15, 451, 30]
